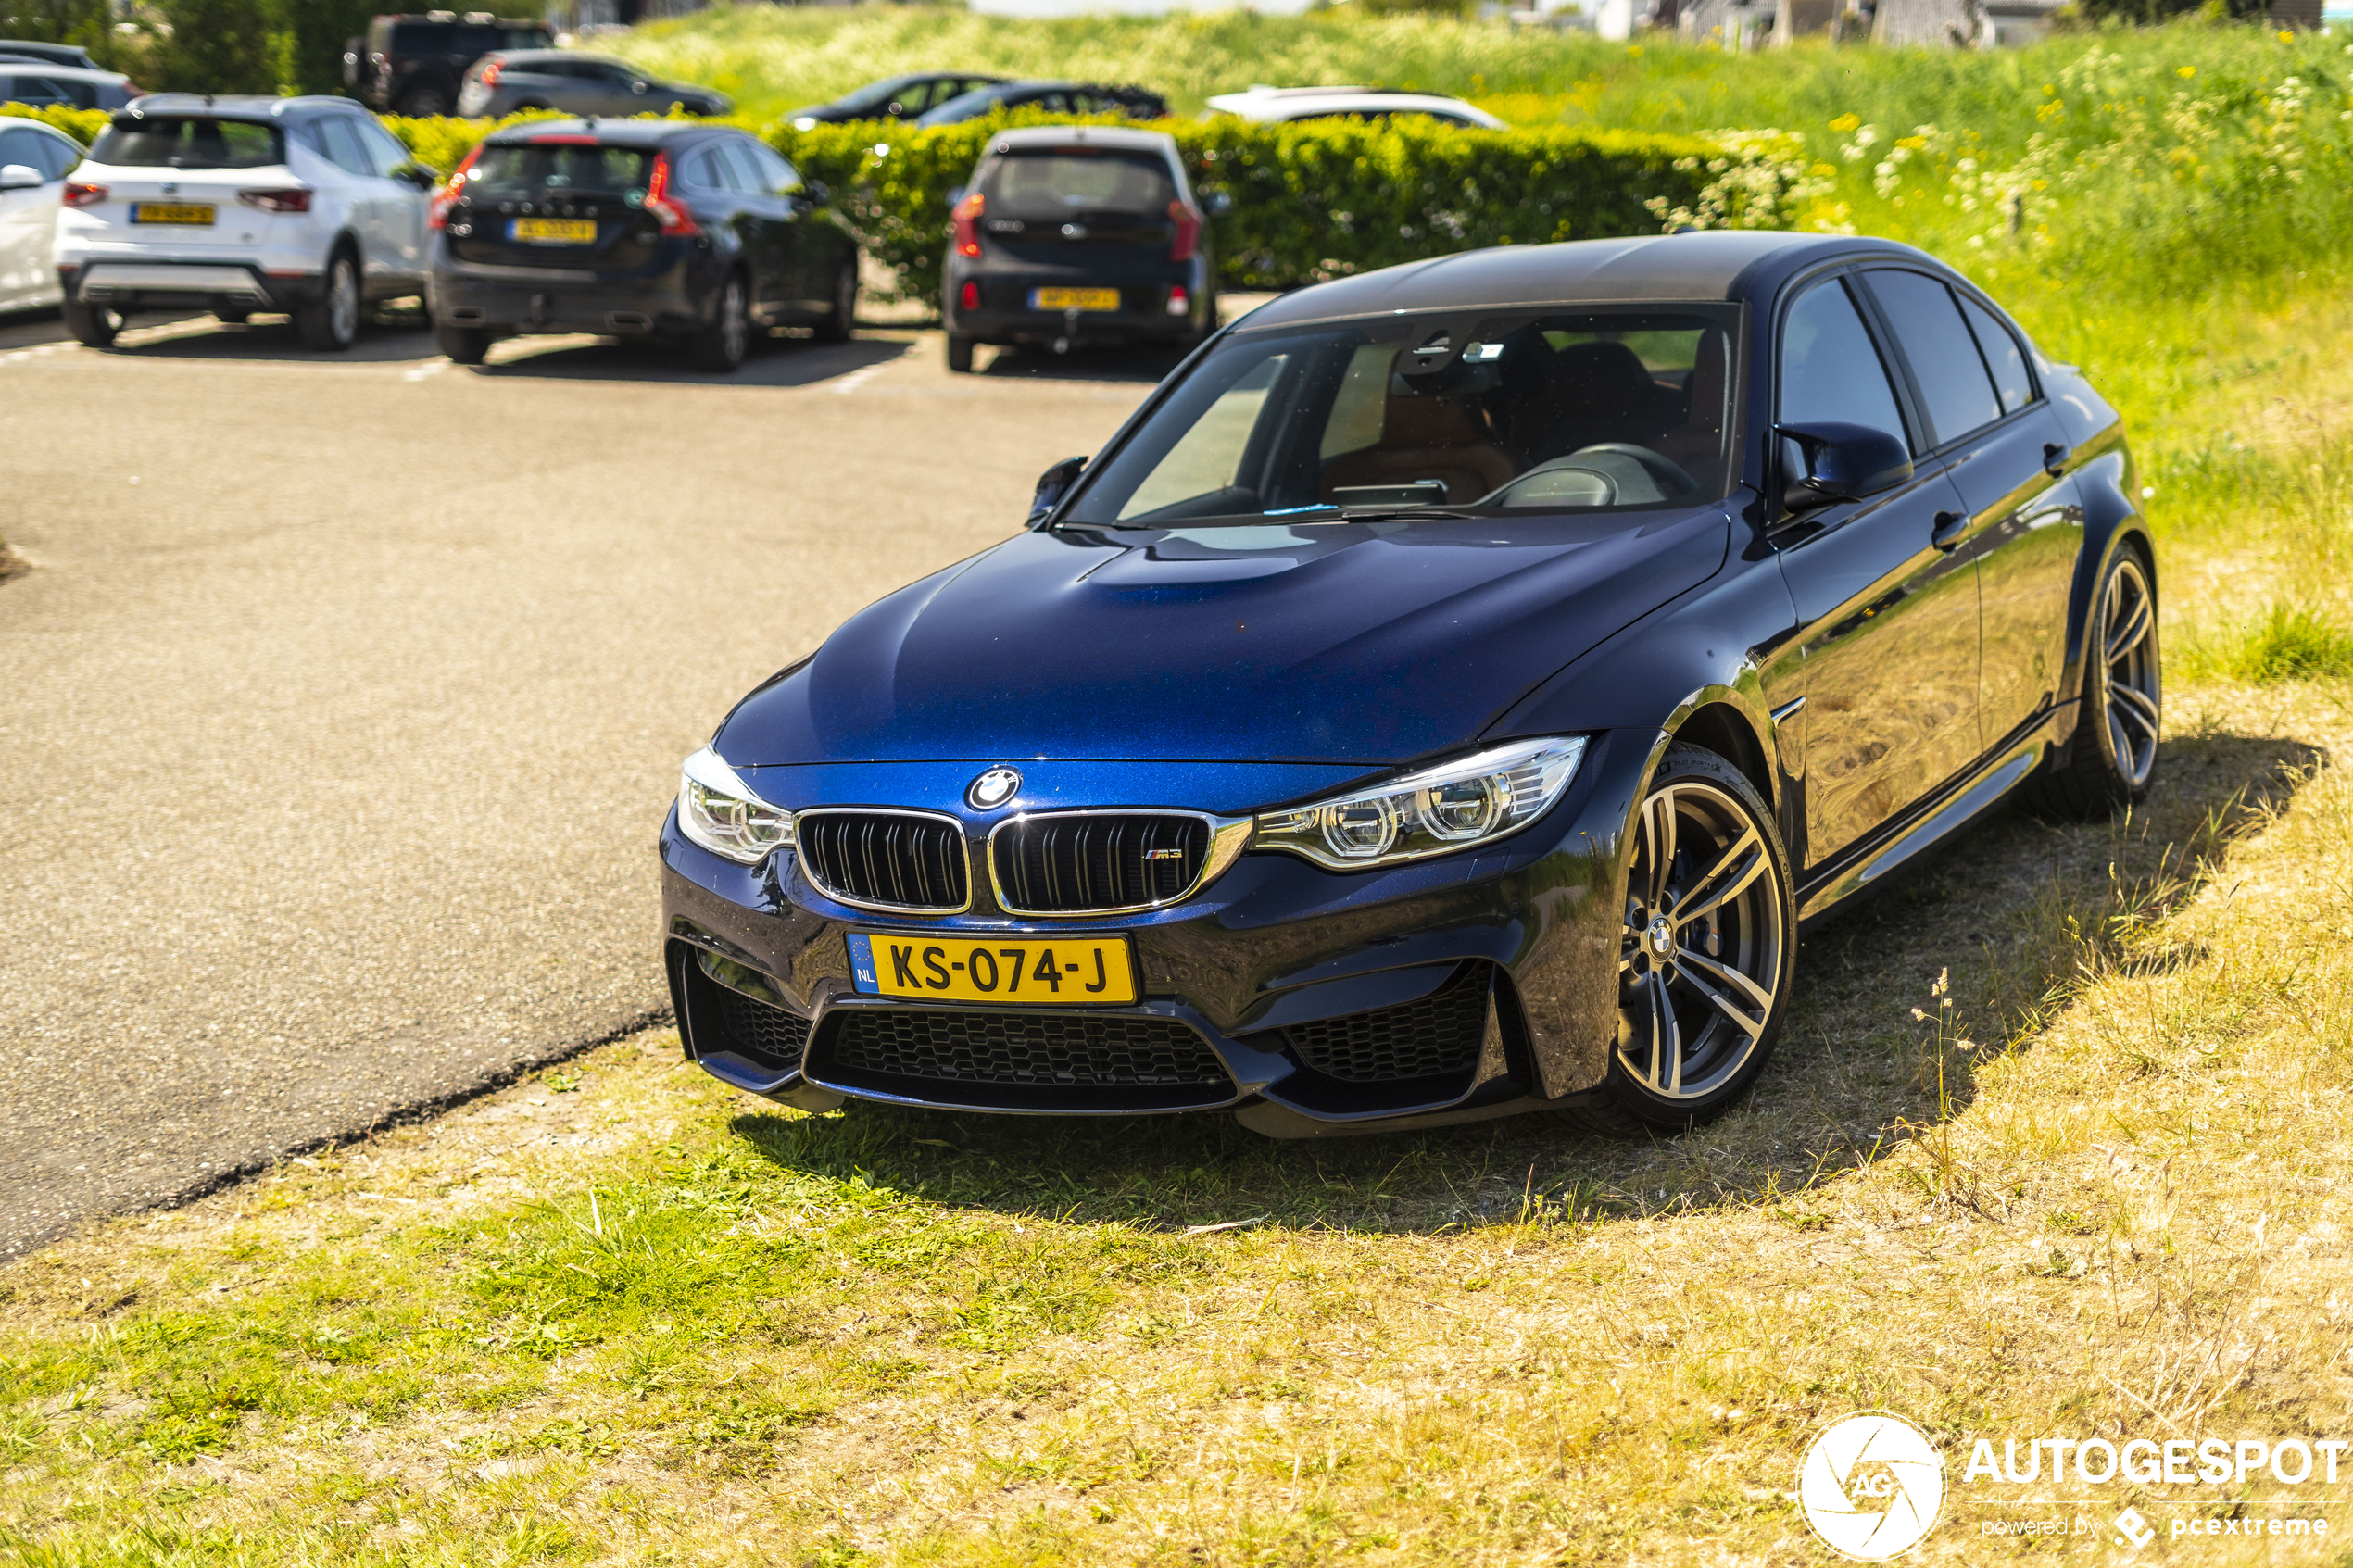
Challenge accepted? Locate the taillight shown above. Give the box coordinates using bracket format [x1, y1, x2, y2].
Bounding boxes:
[951, 191, 983, 258]
[478, 59, 502, 87]
[643, 152, 698, 237]
[428, 144, 482, 232]
[63, 181, 106, 207]
[958, 280, 979, 313]
[237, 188, 311, 213]
[1168, 199, 1202, 263]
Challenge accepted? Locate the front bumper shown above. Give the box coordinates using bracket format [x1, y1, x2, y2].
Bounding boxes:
[59, 261, 326, 313]
[659, 735, 1651, 1135]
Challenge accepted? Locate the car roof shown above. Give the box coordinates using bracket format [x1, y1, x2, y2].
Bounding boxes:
[1234, 232, 1947, 327]
[480, 115, 715, 145]
[0, 116, 80, 138]
[110, 94, 374, 126]
[492, 49, 631, 63]
[1209, 90, 1500, 124]
[0, 39, 93, 63]
[985, 124, 1180, 157]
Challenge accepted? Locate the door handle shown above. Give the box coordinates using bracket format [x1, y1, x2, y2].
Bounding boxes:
[2042, 441, 2070, 478]
[1931, 509, 1971, 552]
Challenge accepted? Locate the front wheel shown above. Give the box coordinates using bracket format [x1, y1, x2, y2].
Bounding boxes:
[1567, 743, 1796, 1136]
[63, 298, 122, 347]
[2020, 546, 2159, 817]
[436, 323, 490, 365]
[296, 252, 360, 351]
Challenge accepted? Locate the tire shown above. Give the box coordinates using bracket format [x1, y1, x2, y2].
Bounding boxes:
[213, 307, 251, 325]
[396, 85, 449, 117]
[63, 297, 122, 347]
[296, 251, 360, 351]
[945, 332, 975, 373]
[1561, 743, 1797, 1137]
[2020, 546, 2160, 818]
[686, 274, 749, 371]
[812, 256, 857, 344]
[436, 323, 490, 365]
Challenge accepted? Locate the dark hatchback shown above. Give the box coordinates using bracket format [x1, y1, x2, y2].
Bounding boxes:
[428, 119, 861, 371]
[344, 12, 552, 117]
[913, 80, 1168, 128]
[660, 232, 2160, 1139]
[787, 71, 1009, 128]
[942, 126, 1216, 372]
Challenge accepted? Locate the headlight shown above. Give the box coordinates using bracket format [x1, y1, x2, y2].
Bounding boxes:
[1252, 736, 1587, 871]
[675, 746, 794, 865]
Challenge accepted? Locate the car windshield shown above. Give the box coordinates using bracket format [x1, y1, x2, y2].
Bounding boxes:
[1064, 308, 1742, 526]
[980, 149, 1173, 218]
[89, 117, 284, 169]
[830, 74, 923, 114]
[469, 143, 655, 197]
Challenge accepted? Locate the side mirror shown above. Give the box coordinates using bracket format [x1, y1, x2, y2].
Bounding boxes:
[1027, 455, 1088, 527]
[1776, 421, 1913, 511]
[1203, 189, 1233, 216]
[0, 164, 41, 191]
[401, 162, 439, 189]
[803, 178, 829, 206]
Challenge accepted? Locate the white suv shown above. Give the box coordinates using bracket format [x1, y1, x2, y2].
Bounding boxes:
[55, 94, 435, 350]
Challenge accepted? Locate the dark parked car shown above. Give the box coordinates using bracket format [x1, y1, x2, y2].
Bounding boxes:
[455, 50, 729, 120]
[429, 119, 859, 370]
[787, 71, 1010, 128]
[941, 126, 1217, 372]
[0, 39, 96, 70]
[658, 231, 2159, 1138]
[343, 12, 553, 118]
[913, 80, 1168, 128]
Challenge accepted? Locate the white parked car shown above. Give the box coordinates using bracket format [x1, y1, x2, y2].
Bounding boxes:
[1204, 85, 1506, 130]
[0, 117, 82, 311]
[54, 94, 436, 350]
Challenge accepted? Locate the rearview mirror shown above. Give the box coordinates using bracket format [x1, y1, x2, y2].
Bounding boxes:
[1776, 421, 1913, 511]
[1027, 455, 1088, 527]
[0, 164, 41, 191]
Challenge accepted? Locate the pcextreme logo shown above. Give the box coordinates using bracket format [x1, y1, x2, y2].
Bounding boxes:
[1798, 1411, 1947, 1561]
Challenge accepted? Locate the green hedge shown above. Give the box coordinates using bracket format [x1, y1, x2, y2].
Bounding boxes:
[9, 103, 1805, 306]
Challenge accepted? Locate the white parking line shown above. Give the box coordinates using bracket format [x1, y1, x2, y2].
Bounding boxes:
[403, 358, 449, 383]
[828, 359, 892, 395]
[1, 340, 77, 363]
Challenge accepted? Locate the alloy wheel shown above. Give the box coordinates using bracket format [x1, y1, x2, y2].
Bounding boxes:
[328, 259, 359, 345]
[1617, 777, 1787, 1101]
[721, 281, 747, 363]
[2097, 555, 2160, 789]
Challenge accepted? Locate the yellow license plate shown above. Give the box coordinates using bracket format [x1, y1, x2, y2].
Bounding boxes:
[510, 217, 597, 245]
[847, 932, 1139, 1006]
[1029, 286, 1121, 312]
[131, 202, 215, 226]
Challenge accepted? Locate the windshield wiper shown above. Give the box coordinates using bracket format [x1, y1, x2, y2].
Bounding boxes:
[1334, 508, 1476, 523]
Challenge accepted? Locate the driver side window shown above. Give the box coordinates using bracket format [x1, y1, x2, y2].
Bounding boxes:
[1778, 278, 1905, 444]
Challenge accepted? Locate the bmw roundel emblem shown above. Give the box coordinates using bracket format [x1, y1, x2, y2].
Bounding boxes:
[966, 766, 1023, 810]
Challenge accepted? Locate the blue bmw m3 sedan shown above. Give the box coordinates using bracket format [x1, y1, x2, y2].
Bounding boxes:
[660, 230, 2158, 1136]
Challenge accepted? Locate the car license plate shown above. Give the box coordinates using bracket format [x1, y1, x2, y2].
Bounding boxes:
[510, 217, 597, 245]
[130, 202, 215, 226]
[847, 932, 1139, 1006]
[1029, 286, 1121, 313]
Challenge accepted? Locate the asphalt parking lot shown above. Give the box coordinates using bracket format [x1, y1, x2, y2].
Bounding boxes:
[0, 306, 1184, 1258]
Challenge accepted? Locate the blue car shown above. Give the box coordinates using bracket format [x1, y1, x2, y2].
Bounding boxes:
[661, 231, 2157, 1136]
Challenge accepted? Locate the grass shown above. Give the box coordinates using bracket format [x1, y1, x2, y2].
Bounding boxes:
[16, 13, 2353, 1562]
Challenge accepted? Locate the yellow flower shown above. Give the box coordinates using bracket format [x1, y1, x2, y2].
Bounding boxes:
[2178, 65, 2196, 78]
[2279, 29, 2294, 40]
[1830, 112, 1862, 132]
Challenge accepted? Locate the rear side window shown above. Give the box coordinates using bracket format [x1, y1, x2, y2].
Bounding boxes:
[91, 117, 285, 170]
[1779, 278, 1906, 445]
[1863, 269, 2003, 449]
[1958, 295, 2033, 415]
[314, 118, 375, 176]
[980, 151, 1174, 219]
[386, 23, 444, 54]
[468, 142, 654, 197]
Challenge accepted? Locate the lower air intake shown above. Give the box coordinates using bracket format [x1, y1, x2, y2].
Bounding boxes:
[1281, 963, 1490, 1083]
[815, 1009, 1237, 1111]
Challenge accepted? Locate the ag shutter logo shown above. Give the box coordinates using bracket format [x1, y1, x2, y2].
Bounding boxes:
[1798, 1411, 1946, 1561]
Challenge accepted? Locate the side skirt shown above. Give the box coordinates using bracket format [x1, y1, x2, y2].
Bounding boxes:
[1796, 704, 2065, 926]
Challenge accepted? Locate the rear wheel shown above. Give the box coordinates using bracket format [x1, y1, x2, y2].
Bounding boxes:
[686, 275, 749, 371]
[812, 256, 857, 344]
[945, 332, 975, 373]
[2020, 546, 2160, 817]
[213, 307, 251, 325]
[395, 84, 449, 117]
[63, 298, 122, 348]
[296, 251, 360, 351]
[1564, 744, 1795, 1136]
[436, 323, 490, 365]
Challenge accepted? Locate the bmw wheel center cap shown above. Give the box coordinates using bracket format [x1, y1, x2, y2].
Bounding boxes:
[966, 766, 1023, 810]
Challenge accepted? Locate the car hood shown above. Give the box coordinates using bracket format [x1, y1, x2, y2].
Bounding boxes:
[712, 507, 1730, 769]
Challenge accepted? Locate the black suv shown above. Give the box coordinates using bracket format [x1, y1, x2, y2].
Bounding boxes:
[343, 12, 552, 117]
[429, 119, 862, 372]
